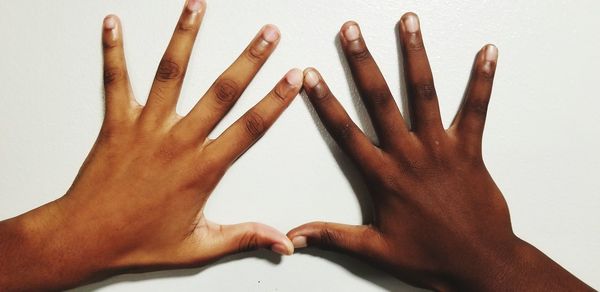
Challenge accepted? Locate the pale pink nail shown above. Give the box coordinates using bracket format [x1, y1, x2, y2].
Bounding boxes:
[271, 243, 291, 256]
[285, 68, 303, 86]
[343, 24, 360, 42]
[262, 24, 280, 43]
[292, 236, 307, 249]
[187, 0, 204, 12]
[304, 69, 320, 88]
[484, 44, 498, 62]
[403, 13, 420, 33]
[103, 16, 116, 30]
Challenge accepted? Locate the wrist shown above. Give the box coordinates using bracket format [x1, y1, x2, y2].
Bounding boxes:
[440, 235, 528, 291]
[9, 198, 119, 290]
[446, 236, 593, 292]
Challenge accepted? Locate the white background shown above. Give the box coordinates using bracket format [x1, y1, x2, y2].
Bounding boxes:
[1, 0, 599, 291]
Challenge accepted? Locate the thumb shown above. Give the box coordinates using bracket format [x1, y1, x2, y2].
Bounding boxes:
[209, 222, 294, 257]
[287, 221, 375, 255]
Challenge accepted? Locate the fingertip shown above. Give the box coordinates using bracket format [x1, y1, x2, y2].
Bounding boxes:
[340, 20, 360, 42]
[284, 68, 303, 87]
[103, 14, 118, 30]
[483, 44, 499, 62]
[186, 0, 206, 12]
[102, 15, 121, 45]
[270, 237, 294, 256]
[303, 68, 321, 89]
[261, 24, 281, 43]
[291, 236, 308, 249]
[400, 12, 420, 33]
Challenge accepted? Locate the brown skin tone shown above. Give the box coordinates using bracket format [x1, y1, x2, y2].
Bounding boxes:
[0, 1, 301, 291]
[287, 13, 594, 292]
[0, 3, 593, 292]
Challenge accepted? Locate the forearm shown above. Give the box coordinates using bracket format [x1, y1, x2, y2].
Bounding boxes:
[0, 199, 116, 291]
[452, 238, 594, 292]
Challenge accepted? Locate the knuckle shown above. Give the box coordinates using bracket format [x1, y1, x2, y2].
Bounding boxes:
[405, 34, 425, 53]
[177, 19, 197, 32]
[334, 122, 354, 142]
[237, 232, 259, 253]
[214, 78, 239, 105]
[411, 82, 437, 101]
[319, 226, 340, 248]
[367, 88, 392, 106]
[476, 66, 496, 82]
[312, 86, 334, 103]
[102, 39, 119, 50]
[271, 87, 288, 104]
[245, 45, 266, 65]
[466, 99, 489, 116]
[243, 111, 266, 138]
[150, 86, 169, 104]
[156, 58, 183, 82]
[103, 67, 124, 86]
[347, 44, 371, 63]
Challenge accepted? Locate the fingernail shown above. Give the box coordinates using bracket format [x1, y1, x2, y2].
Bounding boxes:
[285, 68, 303, 86]
[402, 13, 420, 33]
[292, 236, 307, 249]
[187, 0, 204, 12]
[304, 69, 320, 88]
[262, 24, 280, 43]
[271, 243, 292, 256]
[103, 15, 116, 30]
[343, 23, 360, 42]
[484, 44, 498, 62]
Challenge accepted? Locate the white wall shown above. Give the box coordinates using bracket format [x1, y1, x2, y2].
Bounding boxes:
[0, 0, 598, 291]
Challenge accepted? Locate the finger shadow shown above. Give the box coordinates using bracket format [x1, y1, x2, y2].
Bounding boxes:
[295, 248, 428, 292]
[72, 249, 282, 291]
[299, 88, 373, 225]
[395, 22, 412, 128]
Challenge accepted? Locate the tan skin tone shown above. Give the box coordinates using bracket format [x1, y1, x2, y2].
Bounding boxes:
[0, 2, 593, 291]
[287, 13, 594, 292]
[0, 0, 302, 290]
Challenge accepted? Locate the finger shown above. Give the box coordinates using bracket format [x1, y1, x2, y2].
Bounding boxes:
[205, 222, 294, 258]
[178, 24, 280, 140]
[399, 13, 444, 136]
[339, 21, 408, 148]
[287, 221, 375, 256]
[303, 68, 382, 170]
[143, 0, 206, 120]
[451, 45, 498, 148]
[102, 15, 134, 121]
[206, 68, 302, 163]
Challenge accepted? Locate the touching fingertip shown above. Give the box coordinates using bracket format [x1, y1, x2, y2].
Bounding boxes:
[303, 68, 320, 89]
[285, 68, 303, 86]
[271, 241, 294, 256]
[292, 236, 308, 249]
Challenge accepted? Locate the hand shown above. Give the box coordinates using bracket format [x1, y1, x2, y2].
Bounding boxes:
[288, 13, 593, 291]
[0, 0, 301, 290]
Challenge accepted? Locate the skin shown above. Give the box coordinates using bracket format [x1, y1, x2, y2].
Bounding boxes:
[0, 0, 301, 290]
[0, 2, 593, 291]
[287, 13, 594, 292]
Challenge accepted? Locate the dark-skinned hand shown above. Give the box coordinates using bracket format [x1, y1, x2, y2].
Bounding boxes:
[288, 12, 593, 292]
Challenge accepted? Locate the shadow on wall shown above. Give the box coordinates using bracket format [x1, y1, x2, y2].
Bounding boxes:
[73, 27, 428, 292]
[73, 249, 424, 292]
